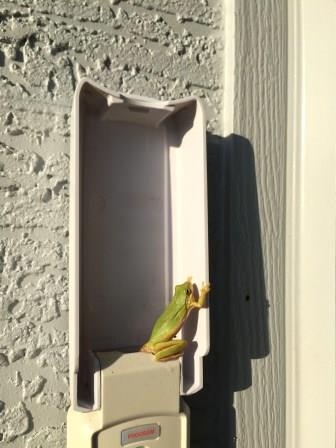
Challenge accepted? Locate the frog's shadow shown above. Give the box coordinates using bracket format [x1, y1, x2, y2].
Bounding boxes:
[185, 133, 270, 448]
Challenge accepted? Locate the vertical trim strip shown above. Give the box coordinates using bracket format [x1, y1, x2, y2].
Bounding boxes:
[223, 0, 235, 134]
[286, 1, 336, 447]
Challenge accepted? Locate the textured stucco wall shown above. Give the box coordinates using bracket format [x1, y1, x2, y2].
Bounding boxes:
[0, 1, 224, 446]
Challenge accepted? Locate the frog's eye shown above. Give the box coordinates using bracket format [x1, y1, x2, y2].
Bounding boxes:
[186, 288, 192, 296]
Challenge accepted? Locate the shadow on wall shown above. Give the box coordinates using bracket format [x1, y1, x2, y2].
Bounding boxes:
[185, 133, 270, 448]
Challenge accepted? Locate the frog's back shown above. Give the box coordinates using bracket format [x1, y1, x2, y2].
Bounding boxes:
[148, 301, 187, 344]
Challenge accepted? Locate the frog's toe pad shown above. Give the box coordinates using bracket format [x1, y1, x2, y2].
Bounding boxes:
[201, 282, 210, 294]
[140, 343, 154, 354]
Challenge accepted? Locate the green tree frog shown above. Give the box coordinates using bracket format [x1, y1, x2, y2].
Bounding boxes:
[140, 277, 210, 361]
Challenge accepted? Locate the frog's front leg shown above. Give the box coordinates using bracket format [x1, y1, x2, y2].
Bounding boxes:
[190, 282, 210, 309]
[152, 339, 187, 361]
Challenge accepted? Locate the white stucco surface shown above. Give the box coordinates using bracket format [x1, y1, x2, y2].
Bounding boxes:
[0, 1, 223, 446]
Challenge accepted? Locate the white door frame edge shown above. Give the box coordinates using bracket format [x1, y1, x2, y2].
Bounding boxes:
[286, 1, 336, 447]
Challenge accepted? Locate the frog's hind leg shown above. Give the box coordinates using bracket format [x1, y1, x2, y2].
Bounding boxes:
[153, 339, 187, 361]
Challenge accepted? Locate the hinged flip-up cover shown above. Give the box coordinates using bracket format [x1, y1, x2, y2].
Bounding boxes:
[69, 79, 209, 411]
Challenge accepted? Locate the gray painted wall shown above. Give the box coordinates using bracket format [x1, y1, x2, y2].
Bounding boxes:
[0, 0, 286, 447]
[233, 1, 286, 447]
